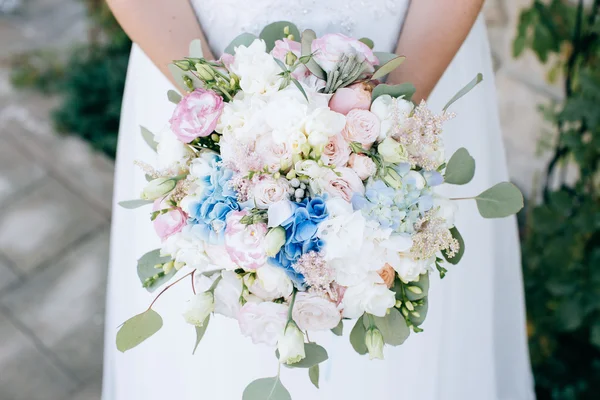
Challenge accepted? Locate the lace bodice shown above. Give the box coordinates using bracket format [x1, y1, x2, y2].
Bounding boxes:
[191, 0, 410, 56]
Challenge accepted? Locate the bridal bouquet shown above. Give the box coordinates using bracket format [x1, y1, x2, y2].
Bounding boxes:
[116, 22, 523, 399]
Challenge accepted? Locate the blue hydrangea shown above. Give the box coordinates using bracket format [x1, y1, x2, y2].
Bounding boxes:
[187, 154, 240, 244]
[352, 164, 442, 234]
[270, 196, 328, 289]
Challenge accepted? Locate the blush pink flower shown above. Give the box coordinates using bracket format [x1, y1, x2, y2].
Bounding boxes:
[224, 210, 268, 270]
[321, 134, 351, 168]
[311, 33, 379, 73]
[321, 167, 365, 202]
[342, 109, 381, 150]
[169, 88, 224, 143]
[152, 199, 187, 241]
[238, 301, 288, 346]
[348, 153, 377, 180]
[220, 53, 235, 70]
[328, 82, 373, 115]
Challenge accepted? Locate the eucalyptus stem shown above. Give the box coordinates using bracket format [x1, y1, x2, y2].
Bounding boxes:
[287, 289, 298, 321]
[147, 270, 195, 310]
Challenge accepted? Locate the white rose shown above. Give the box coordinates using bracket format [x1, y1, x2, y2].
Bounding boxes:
[292, 292, 342, 331]
[155, 126, 193, 169]
[238, 301, 288, 346]
[348, 154, 376, 180]
[433, 196, 458, 228]
[320, 167, 365, 202]
[341, 275, 396, 318]
[255, 134, 294, 172]
[377, 137, 408, 164]
[182, 291, 214, 326]
[160, 228, 209, 270]
[393, 255, 433, 283]
[246, 264, 293, 301]
[230, 39, 283, 95]
[214, 271, 243, 318]
[278, 321, 306, 364]
[252, 176, 290, 209]
[370, 95, 414, 140]
[305, 108, 346, 146]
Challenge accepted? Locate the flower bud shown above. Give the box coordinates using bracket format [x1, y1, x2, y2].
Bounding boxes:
[174, 60, 191, 71]
[195, 63, 215, 81]
[182, 292, 214, 326]
[283, 26, 290, 35]
[141, 177, 177, 200]
[365, 327, 384, 360]
[377, 137, 409, 163]
[285, 51, 298, 66]
[264, 227, 287, 257]
[278, 321, 306, 364]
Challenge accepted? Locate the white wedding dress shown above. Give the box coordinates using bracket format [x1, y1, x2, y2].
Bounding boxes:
[103, 1, 535, 399]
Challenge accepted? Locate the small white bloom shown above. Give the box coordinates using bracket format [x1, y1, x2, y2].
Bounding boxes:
[160, 228, 210, 270]
[341, 275, 396, 318]
[264, 227, 286, 257]
[252, 177, 290, 209]
[304, 108, 346, 146]
[433, 196, 458, 228]
[155, 126, 193, 169]
[277, 321, 306, 364]
[238, 301, 288, 346]
[292, 292, 342, 331]
[392, 254, 433, 283]
[377, 137, 408, 164]
[214, 271, 243, 318]
[230, 39, 283, 95]
[182, 291, 214, 326]
[268, 199, 294, 228]
[141, 177, 177, 200]
[246, 264, 293, 301]
[370, 95, 414, 140]
[365, 327, 385, 360]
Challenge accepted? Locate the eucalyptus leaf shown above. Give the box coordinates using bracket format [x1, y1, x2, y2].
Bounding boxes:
[167, 90, 182, 104]
[404, 273, 430, 302]
[350, 315, 368, 355]
[442, 227, 465, 265]
[291, 78, 309, 102]
[140, 126, 158, 152]
[444, 148, 475, 185]
[331, 320, 343, 336]
[301, 29, 326, 80]
[260, 21, 301, 52]
[116, 309, 163, 352]
[408, 297, 429, 327]
[359, 37, 374, 49]
[443, 73, 483, 112]
[118, 199, 153, 209]
[283, 343, 328, 368]
[373, 51, 398, 65]
[372, 309, 410, 346]
[242, 376, 291, 400]
[224, 33, 258, 55]
[308, 364, 320, 388]
[475, 182, 524, 218]
[167, 63, 203, 91]
[137, 249, 175, 292]
[192, 316, 210, 355]
[372, 56, 405, 81]
[371, 83, 416, 102]
[188, 39, 204, 58]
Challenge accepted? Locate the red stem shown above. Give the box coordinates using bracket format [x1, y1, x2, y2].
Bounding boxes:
[147, 270, 195, 310]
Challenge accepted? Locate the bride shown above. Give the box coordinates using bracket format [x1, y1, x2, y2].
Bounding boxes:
[102, 0, 534, 399]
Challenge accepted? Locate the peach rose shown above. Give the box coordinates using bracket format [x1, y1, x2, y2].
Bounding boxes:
[342, 109, 380, 150]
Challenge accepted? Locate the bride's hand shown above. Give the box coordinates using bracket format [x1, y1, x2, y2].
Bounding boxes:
[387, 0, 484, 103]
[106, 0, 215, 90]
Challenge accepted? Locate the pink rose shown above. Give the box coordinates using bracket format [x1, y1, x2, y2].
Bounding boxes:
[238, 301, 288, 346]
[348, 154, 377, 180]
[224, 211, 268, 270]
[220, 53, 235, 70]
[152, 199, 186, 241]
[321, 167, 365, 202]
[311, 33, 379, 73]
[342, 109, 381, 150]
[321, 134, 351, 168]
[169, 88, 224, 143]
[328, 82, 373, 115]
[292, 292, 342, 331]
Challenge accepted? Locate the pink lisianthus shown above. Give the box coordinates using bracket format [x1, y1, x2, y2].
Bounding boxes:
[224, 211, 268, 270]
[220, 53, 235, 70]
[311, 33, 379, 73]
[328, 82, 373, 115]
[169, 88, 224, 143]
[152, 199, 187, 241]
[342, 109, 381, 150]
[321, 133, 351, 168]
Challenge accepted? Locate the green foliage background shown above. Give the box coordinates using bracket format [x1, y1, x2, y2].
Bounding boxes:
[515, 0, 600, 399]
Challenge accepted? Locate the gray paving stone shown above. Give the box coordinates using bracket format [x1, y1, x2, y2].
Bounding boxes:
[1, 228, 109, 381]
[0, 178, 105, 273]
[0, 135, 46, 205]
[0, 256, 19, 292]
[71, 378, 102, 400]
[0, 312, 78, 400]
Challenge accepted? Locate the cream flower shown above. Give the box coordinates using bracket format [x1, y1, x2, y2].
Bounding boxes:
[292, 292, 342, 331]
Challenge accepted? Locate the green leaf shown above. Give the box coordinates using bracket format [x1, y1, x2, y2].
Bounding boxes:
[372, 308, 410, 346]
[192, 316, 210, 355]
[224, 33, 258, 55]
[118, 199, 153, 209]
[445, 147, 475, 185]
[167, 64, 203, 91]
[331, 320, 343, 336]
[116, 309, 163, 352]
[188, 39, 204, 58]
[137, 249, 175, 292]
[404, 273, 430, 302]
[408, 297, 428, 327]
[308, 364, 320, 389]
[371, 83, 416, 102]
[284, 343, 328, 368]
[442, 227, 465, 265]
[291, 78, 309, 102]
[443, 73, 483, 112]
[371, 56, 405, 81]
[140, 126, 158, 152]
[243, 376, 291, 400]
[301, 29, 326, 80]
[373, 51, 398, 65]
[350, 315, 368, 355]
[359, 37, 374, 49]
[475, 182, 524, 218]
[167, 90, 182, 104]
[591, 321, 600, 349]
[260, 21, 301, 52]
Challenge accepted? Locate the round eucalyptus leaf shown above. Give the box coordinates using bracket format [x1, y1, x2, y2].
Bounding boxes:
[137, 249, 175, 292]
[301, 29, 326, 80]
[359, 37, 374, 49]
[408, 297, 429, 327]
[281, 343, 328, 368]
[259, 21, 301, 52]
[442, 227, 465, 265]
[404, 273, 430, 301]
[118, 199, 153, 209]
[140, 126, 158, 151]
[192, 316, 210, 355]
[242, 376, 291, 400]
[372, 309, 410, 346]
[475, 182, 524, 218]
[372, 83, 416, 102]
[224, 33, 258, 55]
[372, 56, 406, 81]
[308, 364, 320, 388]
[444, 147, 475, 185]
[188, 39, 204, 58]
[350, 316, 368, 355]
[116, 309, 163, 353]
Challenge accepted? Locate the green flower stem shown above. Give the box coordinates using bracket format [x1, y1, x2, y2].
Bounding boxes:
[208, 275, 223, 293]
[147, 270, 195, 310]
[287, 288, 298, 322]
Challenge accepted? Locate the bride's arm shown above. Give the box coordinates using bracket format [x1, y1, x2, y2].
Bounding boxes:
[387, 0, 484, 102]
[106, 0, 215, 87]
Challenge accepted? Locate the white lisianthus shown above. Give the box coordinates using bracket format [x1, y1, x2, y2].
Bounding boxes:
[215, 91, 269, 142]
[267, 199, 294, 228]
[404, 170, 427, 190]
[246, 264, 293, 301]
[292, 292, 342, 331]
[365, 327, 385, 360]
[433, 196, 458, 228]
[264, 227, 286, 257]
[238, 301, 288, 346]
[204, 243, 238, 270]
[341, 275, 396, 318]
[213, 271, 243, 318]
[161, 228, 210, 271]
[141, 177, 177, 200]
[393, 254, 433, 283]
[155, 126, 193, 169]
[230, 39, 283, 95]
[252, 177, 290, 209]
[182, 291, 214, 326]
[277, 321, 306, 364]
[370, 94, 414, 140]
[377, 137, 408, 164]
[304, 108, 346, 148]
